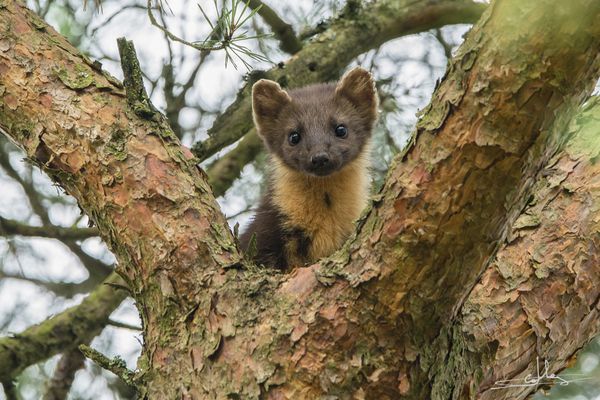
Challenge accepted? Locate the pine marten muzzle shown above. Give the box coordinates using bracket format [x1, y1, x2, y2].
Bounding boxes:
[240, 67, 378, 269]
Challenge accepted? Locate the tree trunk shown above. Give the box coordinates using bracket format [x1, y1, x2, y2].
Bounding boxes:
[1, 0, 600, 399]
[459, 97, 600, 399]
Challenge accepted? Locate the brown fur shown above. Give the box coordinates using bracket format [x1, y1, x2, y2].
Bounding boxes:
[240, 67, 378, 269]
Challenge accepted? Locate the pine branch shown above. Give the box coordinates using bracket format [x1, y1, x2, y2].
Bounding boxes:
[146, 0, 270, 69]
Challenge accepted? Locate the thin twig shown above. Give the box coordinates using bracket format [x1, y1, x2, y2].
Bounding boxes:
[108, 319, 142, 331]
[79, 345, 136, 388]
[433, 28, 453, 60]
[0, 216, 99, 240]
[146, 0, 270, 69]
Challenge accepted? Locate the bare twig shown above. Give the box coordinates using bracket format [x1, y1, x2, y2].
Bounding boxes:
[161, 18, 217, 138]
[433, 28, 453, 60]
[0, 269, 108, 298]
[108, 319, 142, 331]
[62, 239, 113, 281]
[89, 5, 148, 38]
[0, 216, 99, 240]
[0, 141, 50, 225]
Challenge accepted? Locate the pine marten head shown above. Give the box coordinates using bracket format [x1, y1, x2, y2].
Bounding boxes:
[251, 67, 378, 177]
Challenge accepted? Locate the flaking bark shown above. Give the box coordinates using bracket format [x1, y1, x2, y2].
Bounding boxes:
[459, 97, 600, 400]
[1, 0, 600, 399]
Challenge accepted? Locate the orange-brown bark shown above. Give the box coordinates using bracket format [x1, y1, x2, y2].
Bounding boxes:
[0, 2, 240, 396]
[1, 0, 600, 399]
[460, 98, 600, 399]
[267, 1, 600, 397]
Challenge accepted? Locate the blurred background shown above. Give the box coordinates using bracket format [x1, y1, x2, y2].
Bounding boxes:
[0, 0, 598, 398]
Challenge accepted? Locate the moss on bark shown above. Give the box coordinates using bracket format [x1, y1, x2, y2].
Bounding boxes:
[1, 1, 600, 399]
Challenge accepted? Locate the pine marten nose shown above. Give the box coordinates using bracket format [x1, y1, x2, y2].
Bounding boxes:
[311, 153, 330, 167]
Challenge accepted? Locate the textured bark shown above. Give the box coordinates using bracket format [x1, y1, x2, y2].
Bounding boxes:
[0, 1, 241, 395]
[455, 97, 600, 400]
[1, 1, 600, 399]
[323, 1, 600, 397]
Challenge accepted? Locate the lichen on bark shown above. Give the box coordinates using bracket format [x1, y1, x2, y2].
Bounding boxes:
[1, 0, 600, 399]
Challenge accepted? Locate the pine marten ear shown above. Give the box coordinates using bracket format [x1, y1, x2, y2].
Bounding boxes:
[335, 67, 378, 122]
[252, 79, 292, 137]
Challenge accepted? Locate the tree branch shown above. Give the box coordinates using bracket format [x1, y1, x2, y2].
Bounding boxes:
[0, 273, 127, 381]
[247, 0, 302, 54]
[161, 16, 218, 140]
[206, 128, 262, 197]
[191, 0, 487, 162]
[194, 1, 600, 396]
[0, 140, 51, 225]
[79, 344, 136, 388]
[1, 0, 600, 398]
[108, 318, 141, 331]
[0, 216, 99, 240]
[455, 96, 600, 399]
[42, 348, 85, 400]
[0, 4, 240, 394]
[0, 269, 108, 298]
[117, 37, 156, 119]
[306, 1, 600, 396]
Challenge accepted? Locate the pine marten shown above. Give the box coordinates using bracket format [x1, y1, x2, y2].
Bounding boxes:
[239, 67, 378, 269]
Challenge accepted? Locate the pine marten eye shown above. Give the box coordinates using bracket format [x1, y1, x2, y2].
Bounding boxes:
[335, 124, 348, 138]
[288, 130, 301, 146]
